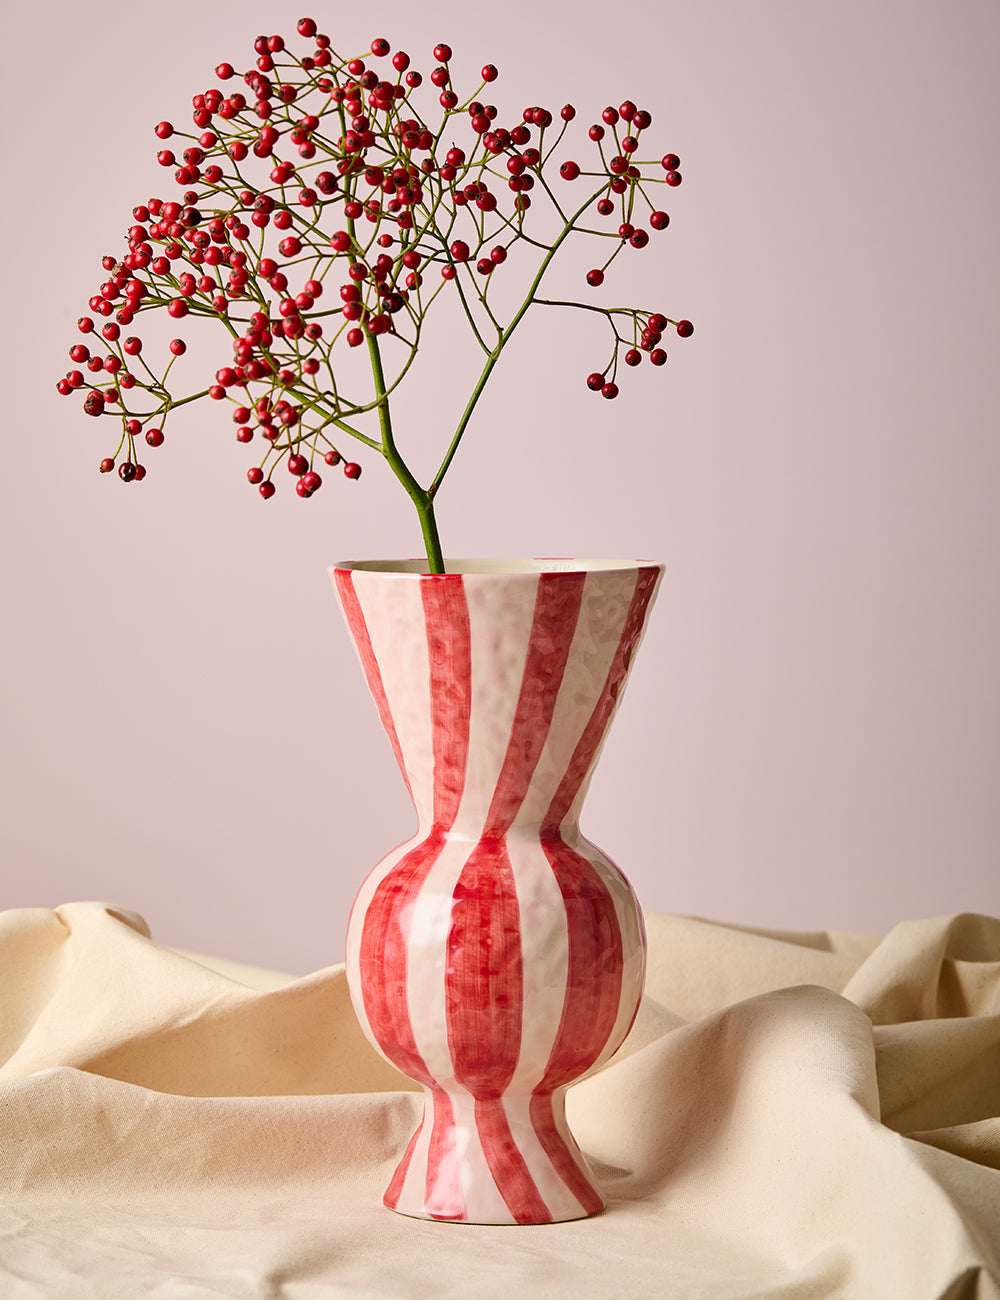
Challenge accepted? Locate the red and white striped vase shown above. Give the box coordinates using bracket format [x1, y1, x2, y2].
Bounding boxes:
[331, 559, 662, 1224]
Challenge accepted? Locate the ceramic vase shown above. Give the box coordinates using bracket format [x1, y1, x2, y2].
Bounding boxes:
[331, 559, 662, 1224]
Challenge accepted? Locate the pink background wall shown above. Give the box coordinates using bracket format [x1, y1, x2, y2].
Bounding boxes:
[2, 0, 997, 973]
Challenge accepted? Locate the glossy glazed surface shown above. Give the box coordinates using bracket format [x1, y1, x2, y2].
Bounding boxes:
[332, 560, 662, 1223]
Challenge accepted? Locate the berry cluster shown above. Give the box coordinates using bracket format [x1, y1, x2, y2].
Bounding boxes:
[58, 24, 692, 571]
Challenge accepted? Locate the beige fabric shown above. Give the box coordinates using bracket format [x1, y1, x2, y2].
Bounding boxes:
[1, 903, 998, 1299]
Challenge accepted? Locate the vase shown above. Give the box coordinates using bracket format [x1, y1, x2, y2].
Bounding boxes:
[330, 558, 662, 1224]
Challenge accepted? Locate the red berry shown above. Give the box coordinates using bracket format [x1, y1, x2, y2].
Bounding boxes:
[155, 122, 173, 139]
[650, 211, 670, 230]
[676, 319, 694, 337]
[297, 17, 317, 37]
[630, 230, 649, 249]
[324, 449, 341, 466]
[259, 480, 276, 499]
[83, 391, 105, 417]
[118, 462, 136, 481]
[559, 161, 580, 180]
[169, 338, 187, 355]
[343, 461, 362, 479]
[433, 43, 452, 62]
[371, 37, 390, 56]
[586, 372, 604, 391]
[99, 458, 115, 473]
[665, 170, 682, 186]
[661, 154, 680, 171]
[450, 239, 470, 262]
[650, 349, 667, 365]
[481, 64, 498, 82]
[602, 106, 619, 126]
[625, 349, 641, 367]
[561, 104, 576, 121]
[586, 268, 604, 287]
[145, 428, 165, 446]
[601, 382, 619, 399]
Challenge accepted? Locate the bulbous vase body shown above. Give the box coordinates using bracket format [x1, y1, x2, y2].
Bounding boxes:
[331, 559, 662, 1224]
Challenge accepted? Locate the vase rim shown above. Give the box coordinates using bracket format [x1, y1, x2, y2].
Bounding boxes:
[331, 558, 663, 577]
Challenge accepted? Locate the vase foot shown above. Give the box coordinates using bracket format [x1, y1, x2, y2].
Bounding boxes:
[384, 1087, 605, 1225]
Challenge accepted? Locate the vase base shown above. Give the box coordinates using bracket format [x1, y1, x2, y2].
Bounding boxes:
[385, 1199, 604, 1226]
[382, 1088, 606, 1226]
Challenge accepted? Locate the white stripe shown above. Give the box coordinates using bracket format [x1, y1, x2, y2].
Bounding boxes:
[505, 834, 570, 1096]
[403, 836, 477, 1086]
[350, 571, 435, 829]
[453, 573, 540, 835]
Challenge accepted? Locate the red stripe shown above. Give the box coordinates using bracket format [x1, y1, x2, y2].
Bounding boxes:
[476, 1098, 553, 1224]
[383, 1123, 421, 1210]
[536, 837, 625, 1092]
[484, 572, 587, 835]
[418, 575, 473, 1218]
[528, 1091, 604, 1216]
[334, 569, 412, 800]
[542, 566, 660, 832]
[447, 840, 523, 1098]
[420, 575, 472, 827]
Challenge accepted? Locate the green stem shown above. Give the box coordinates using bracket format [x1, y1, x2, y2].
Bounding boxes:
[365, 331, 445, 574]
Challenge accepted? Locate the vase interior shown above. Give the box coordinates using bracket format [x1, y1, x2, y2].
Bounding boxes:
[333, 558, 660, 576]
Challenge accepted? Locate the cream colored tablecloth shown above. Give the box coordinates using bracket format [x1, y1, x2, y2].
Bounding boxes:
[1, 902, 998, 1298]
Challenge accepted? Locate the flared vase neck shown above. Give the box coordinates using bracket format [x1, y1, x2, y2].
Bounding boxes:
[333, 561, 663, 841]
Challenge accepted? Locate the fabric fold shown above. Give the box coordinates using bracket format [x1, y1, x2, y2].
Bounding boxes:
[1, 901, 997, 1298]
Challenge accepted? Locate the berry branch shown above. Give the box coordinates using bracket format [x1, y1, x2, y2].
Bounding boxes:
[58, 25, 693, 572]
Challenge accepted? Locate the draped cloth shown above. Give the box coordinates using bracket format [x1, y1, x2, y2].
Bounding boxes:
[1, 902, 998, 1298]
